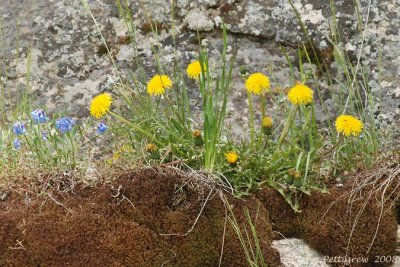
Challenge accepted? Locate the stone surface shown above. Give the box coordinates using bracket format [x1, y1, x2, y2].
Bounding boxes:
[397, 225, 400, 256]
[272, 238, 328, 267]
[0, 0, 398, 143]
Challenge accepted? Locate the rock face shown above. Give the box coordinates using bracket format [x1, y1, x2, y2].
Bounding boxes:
[0, 168, 281, 266]
[272, 238, 329, 267]
[0, 0, 399, 143]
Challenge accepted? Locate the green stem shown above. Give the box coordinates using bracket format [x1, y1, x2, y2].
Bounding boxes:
[165, 92, 187, 130]
[258, 94, 267, 148]
[263, 136, 269, 150]
[301, 107, 311, 132]
[260, 94, 266, 118]
[277, 105, 298, 149]
[298, 106, 302, 125]
[247, 91, 255, 149]
[109, 111, 165, 147]
[313, 135, 345, 163]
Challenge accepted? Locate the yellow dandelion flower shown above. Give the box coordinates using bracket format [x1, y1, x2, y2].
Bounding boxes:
[107, 145, 134, 164]
[292, 171, 301, 179]
[192, 129, 202, 137]
[192, 129, 204, 146]
[90, 93, 112, 119]
[147, 74, 173, 96]
[335, 115, 363, 137]
[146, 143, 157, 152]
[110, 145, 134, 162]
[225, 151, 238, 165]
[262, 116, 273, 135]
[262, 116, 273, 128]
[245, 72, 271, 95]
[287, 83, 313, 105]
[187, 60, 206, 80]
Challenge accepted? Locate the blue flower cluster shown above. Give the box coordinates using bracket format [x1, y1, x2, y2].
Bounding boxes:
[12, 122, 26, 150]
[97, 122, 108, 134]
[42, 131, 48, 141]
[12, 109, 52, 149]
[31, 109, 48, 123]
[11, 109, 109, 150]
[55, 117, 76, 134]
[13, 138, 21, 150]
[13, 122, 27, 135]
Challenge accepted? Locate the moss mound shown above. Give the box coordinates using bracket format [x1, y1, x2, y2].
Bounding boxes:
[301, 185, 397, 266]
[255, 187, 299, 238]
[0, 168, 280, 266]
[257, 173, 398, 266]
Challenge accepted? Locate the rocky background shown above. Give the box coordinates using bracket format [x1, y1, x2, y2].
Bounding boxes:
[0, 0, 399, 139]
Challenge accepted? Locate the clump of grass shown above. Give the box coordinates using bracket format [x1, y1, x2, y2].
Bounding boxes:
[224, 197, 268, 267]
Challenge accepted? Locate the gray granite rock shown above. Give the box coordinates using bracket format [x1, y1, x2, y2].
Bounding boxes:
[272, 238, 328, 267]
[0, 0, 398, 143]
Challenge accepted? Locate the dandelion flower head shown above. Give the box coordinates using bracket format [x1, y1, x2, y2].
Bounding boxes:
[90, 93, 112, 119]
[147, 75, 173, 96]
[262, 116, 273, 128]
[335, 115, 363, 137]
[112, 145, 134, 161]
[225, 151, 238, 165]
[287, 83, 314, 105]
[187, 60, 206, 80]
[192, 129, 202, 138]
[289, 169, 301, 179]
[146, 143, 157, 152]
[245, 72, 270, 95]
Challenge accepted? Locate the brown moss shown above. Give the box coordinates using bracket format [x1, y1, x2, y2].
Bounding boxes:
[0, 168, 281, 266]
[2, 163, 397, 266]
[300, 179, 397, 266]
[256, 187, 300, 238]
[257, 172, 398, 267]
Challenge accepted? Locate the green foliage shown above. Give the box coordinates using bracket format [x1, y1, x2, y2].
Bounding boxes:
[198, 27, 234, 170]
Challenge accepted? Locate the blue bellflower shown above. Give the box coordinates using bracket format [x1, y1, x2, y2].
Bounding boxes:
[13, 138, 21, 149]
[96, 122, 108, 134]
[31, 109, 48, 123]
[55, 117, 75, 134]
[42, 131, 48, 141]
[13, 122, 27, 135]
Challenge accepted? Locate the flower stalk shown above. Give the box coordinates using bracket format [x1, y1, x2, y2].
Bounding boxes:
[277, 105, 298, 149]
